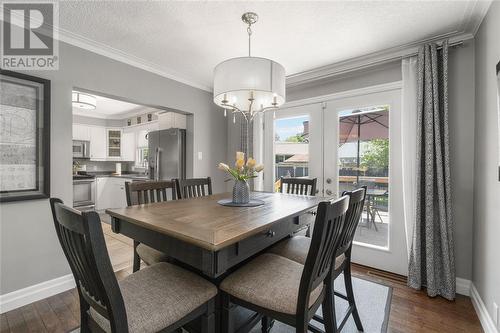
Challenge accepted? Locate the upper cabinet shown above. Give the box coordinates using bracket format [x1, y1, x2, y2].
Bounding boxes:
[89, 126, 106, 160]
[73, 124, 91, 141]
[158, 112, 187, 130]
[107, 129, 122, 158]
[121, 132, 136, 161]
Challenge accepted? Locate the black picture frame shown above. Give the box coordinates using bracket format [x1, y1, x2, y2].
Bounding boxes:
[0, 69, 50, 202]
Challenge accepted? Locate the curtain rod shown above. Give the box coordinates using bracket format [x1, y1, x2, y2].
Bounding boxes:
[402, 40, 465, 59]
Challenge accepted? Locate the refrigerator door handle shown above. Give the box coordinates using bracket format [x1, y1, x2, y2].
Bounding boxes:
[155, 148, 160, 180]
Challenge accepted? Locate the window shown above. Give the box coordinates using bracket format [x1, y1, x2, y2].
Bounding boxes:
[136, 147, 149, 168]
[274, 115, 310, 192]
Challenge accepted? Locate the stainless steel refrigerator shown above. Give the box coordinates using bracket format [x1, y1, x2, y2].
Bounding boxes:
[148, 128, 186, 181]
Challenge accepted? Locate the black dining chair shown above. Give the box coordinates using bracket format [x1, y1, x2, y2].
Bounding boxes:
[280, 177, 318, 236]
[279, 177, 317, 196]
[219, 195, 350, 333]
[49, 198, 217, 333]
[175, 177, 212, 199]
[267, 186, 367, 332]
[125, 180, 177, 272]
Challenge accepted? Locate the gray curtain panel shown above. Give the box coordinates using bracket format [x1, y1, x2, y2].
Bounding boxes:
[408, 40, 455, 300]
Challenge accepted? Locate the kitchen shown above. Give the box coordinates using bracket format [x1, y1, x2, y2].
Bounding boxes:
[72, 91, 188, 213]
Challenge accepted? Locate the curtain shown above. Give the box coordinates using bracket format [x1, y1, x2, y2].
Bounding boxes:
[408, 40, 455, 300]
[401, 57, 418, 258]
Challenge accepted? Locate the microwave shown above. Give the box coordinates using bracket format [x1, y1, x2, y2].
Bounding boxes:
[73, 140, 90, 159]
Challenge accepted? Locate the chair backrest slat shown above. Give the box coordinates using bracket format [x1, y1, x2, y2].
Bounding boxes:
[175, 177, 212, 199]
[280, 177, 317, 196]
[338, 186, 367, 255]
[296, 195, 349, 315]
[125, 180, 177, 206]
[49, 198, 128, 332]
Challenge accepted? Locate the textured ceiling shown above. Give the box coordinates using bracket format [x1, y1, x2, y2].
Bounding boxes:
[58, 1, 487, 90]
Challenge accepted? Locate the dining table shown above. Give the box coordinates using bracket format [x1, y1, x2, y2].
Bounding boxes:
[106, 191, 326, 333]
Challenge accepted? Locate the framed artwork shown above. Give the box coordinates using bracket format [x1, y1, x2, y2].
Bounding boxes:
[497, 60, 500, 181]
[0, 70, 50, 202]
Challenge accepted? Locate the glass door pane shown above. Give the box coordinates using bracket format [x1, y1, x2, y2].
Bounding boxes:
[274, 116, 310, 192]
[338, 106, 389, 249]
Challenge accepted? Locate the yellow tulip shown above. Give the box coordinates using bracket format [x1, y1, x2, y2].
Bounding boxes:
[255, 164, 264, 172]
[235, 159, 245, 169]
[236, 151, 245, 162]
[246, 158, 256, 168]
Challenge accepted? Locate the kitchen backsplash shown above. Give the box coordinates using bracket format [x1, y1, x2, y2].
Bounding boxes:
[74, 160, 135, 172]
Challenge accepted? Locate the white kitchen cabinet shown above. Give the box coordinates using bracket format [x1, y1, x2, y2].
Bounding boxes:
[95, 177, 128, 210]
[158, 112, 187, 130]
[95, 177, 111, 210]
[89, 126, 107, 160]
[121, 132, 136, 162]
[137, 129, 149, 148]
[111, 178, 128, 208]
[107, 129, 122, 158]
[73, 124, 91, 141]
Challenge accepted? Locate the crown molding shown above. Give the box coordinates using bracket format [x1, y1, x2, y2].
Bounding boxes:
[56, 28, 213, 92]
[286, 31, 474, 87]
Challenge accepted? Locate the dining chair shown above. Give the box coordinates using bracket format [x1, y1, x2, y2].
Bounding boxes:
[49, 198, 217, 333]
[280, 177, 318, 237]
[175, 177, 212, 199]
[219, 195, 350, 333]
[279, 177, 317, 196]
[267, 186, 367, 332]
[125, 180, 177, 272]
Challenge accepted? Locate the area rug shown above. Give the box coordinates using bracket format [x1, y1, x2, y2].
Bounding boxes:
[71, 275, 391, 333]
[249, 274, 392, 333]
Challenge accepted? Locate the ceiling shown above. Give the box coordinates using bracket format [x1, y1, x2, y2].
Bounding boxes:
[72, 92, 158, 119]
[58, 1, 490, 91]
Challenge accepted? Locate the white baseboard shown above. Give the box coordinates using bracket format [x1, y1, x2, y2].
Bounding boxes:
[470, 284, 499, 333]
[0, 274, 75, 314]
[456, 277, 472, 296]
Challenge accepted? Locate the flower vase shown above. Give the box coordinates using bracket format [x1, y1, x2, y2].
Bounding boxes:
[232, 180, 250, 204]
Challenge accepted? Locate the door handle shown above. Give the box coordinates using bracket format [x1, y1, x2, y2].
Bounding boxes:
[326, 189, 333, 196]
[326, 178, 332, 184]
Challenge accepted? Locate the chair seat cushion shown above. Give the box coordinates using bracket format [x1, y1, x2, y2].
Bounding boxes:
[136, 243, 169, 265]
[220, 253, 323, 315]
[91, 263, 217, 333]
[268, 236, 346, 269]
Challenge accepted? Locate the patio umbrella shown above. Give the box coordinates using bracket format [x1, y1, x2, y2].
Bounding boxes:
[339, 109, 389, 183]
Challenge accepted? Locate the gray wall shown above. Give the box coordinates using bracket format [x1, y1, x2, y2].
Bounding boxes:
[473, 0, 500, 322]
[0, 41, 227, 294]
[228, 44, 475, 280]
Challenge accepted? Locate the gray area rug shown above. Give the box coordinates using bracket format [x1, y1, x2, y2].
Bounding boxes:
[71, 276, 391, 333]
[249, 275, 392, 333]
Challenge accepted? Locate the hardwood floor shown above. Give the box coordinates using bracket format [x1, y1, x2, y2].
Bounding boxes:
[0, 223, 482, 333]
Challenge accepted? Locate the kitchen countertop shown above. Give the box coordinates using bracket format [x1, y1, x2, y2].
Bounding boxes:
[75, 172, 150, 180]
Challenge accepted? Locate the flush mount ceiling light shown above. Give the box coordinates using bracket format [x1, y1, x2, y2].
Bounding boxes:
[213, 12, 286, 122]
[72, 92, 97, 110]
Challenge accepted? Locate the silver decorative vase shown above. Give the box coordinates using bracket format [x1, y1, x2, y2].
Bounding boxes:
[232, 180, 250, 204]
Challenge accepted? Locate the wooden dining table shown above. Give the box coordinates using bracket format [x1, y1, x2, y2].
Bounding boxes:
[106, 191, 325, 332]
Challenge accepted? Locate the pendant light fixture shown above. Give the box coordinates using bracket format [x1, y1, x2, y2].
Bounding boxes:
[213, 12, 286, 122]
[72, 91, 97, 110]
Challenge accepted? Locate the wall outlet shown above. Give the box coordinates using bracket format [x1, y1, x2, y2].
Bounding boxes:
[494, 302, 499, 327]
[197, 152, 203, 160]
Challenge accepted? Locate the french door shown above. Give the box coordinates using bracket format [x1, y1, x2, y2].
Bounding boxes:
[263, 86, 408, 275]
